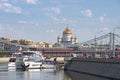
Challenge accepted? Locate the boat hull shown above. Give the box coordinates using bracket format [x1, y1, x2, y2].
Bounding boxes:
[16, 61, 56, 70]
[8, 62, 16, 67]
[16, 61, 42, 69]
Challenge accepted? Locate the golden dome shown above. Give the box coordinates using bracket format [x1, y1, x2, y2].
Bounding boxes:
[63, 27, 72, 34]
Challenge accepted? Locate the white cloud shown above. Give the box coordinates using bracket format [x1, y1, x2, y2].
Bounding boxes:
[51, 16, 59, 21]
[51, 7, 60, 14]
[18, 20, 40, 26]
[51, 16, 67, 23]
[99, 16, 104, 23]
[80, 9, 92, 17]
[26, 0, 39, 4]
[3, 3, 12, 8]
[99, 13, 106, 23]
[0, 1, 22, 14]
[18, 20, 27, 24]
[62, 17, 67, 22]
[101, 27, 110, 33]
[42, 7, 61, 15]
[50, 16, 77, 25]
[0, 25, 4, 31]
[30, 21, 40, 26]
[46, 29, 55, 33]
[0, 25, 25, 39]
[13, 7, 22, 13]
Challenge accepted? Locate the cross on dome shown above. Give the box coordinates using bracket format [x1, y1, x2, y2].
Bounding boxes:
[63, 27, 72, 34]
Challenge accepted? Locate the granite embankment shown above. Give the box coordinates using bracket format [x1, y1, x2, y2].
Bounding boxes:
[64, 58, 120, 79]
[0, 57, 9, 63]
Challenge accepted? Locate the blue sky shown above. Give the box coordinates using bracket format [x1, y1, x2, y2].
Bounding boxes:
[0, 0, 120, 43]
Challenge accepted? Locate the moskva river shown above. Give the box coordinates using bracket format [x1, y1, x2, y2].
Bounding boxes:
[0, 63, 111, 80]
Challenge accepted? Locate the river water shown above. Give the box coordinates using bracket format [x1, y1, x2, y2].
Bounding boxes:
[0, 63, 112, 80]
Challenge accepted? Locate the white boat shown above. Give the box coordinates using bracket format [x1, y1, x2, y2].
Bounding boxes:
[41, 60, 56, 69]
[8, 57, 16, 67]
[16, 51, 55, 70]
[8, 52, 21, 67]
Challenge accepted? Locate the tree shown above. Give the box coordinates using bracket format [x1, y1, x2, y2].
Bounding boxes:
[53, 43, 61, 47]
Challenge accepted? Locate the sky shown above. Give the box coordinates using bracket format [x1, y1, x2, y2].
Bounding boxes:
[0, 0, 120, 43]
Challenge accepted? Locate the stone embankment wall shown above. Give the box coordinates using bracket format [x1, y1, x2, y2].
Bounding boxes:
[64, 58, 120, 79]
[0, 57, 9, 63]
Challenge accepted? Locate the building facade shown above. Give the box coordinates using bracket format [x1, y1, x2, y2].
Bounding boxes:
[57, 27, 78, 47]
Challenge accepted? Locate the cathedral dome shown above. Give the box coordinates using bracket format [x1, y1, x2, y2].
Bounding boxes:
[63, 27, 72, 34]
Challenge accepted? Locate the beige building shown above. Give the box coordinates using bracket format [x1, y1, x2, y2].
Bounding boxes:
[10, 40, 20, 44]
[0, 37, 12, 42]
[0, 37, 53, 49]
[19, 39, 33, 45]
[30, 42, 53, 48]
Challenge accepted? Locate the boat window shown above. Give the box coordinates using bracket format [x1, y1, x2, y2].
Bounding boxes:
[43, 61, 54, 65]
[33, 56, 42, 62]
[9, 58, 16, 62]
[22, 52, 34, 56]
[18, 52, 43, 62]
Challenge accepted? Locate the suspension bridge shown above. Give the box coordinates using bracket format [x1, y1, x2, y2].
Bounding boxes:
[80, 32, 120, 50]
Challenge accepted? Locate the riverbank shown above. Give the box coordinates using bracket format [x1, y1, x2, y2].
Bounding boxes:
[64, 58, 120, 79]
[0, 57, 9, 63]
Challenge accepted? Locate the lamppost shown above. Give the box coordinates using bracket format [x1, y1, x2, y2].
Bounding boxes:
[113, 27, 120, 58]
[94, 31, 103, 58]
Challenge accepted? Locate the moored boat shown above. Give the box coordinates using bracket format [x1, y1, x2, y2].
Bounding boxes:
[16, 51, 44, 70]
[8, 52, 21, 68]
[41, 60, 56, 69]
[15, 51, 56, 70]
[8, 57, 16, 67]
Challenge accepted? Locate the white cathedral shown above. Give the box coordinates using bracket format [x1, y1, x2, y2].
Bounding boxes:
[57, 27, 78, 47]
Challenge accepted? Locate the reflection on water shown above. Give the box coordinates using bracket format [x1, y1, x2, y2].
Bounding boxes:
[0, 63, 113, 80]
[0, 69, 64, 80]
[0, 63, 64, 80]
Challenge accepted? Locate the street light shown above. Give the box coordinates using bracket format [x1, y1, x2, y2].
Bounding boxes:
[113, 27, 120, 58]
[94, 31, 103, 58]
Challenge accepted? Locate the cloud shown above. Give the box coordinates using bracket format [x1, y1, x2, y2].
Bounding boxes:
[0, 25, 25, 39]
[50, 16, 77, 25]
[99, 16, 104, 23]
[62, 17, 67, 22]
[46, 29, 55, 33]
[96, 27, 110, 35]
[51, 16, 60, 21]
[101, 27, 110, 34]
[51, 7, 60, 14]
[0, 25, 4, 31]
[42, 7, 63, 23]
[26, 0, 39, 4]
[51, 16, 67, 23]
[99, 13, 106, 23]
[18, 20, 40, 26]
[18, 20, 27, 24]
[80, 9, 92, 17]
[0, 1, 22, 14]
[42, 7, 61, 15]
[29, 21, 40, 26]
